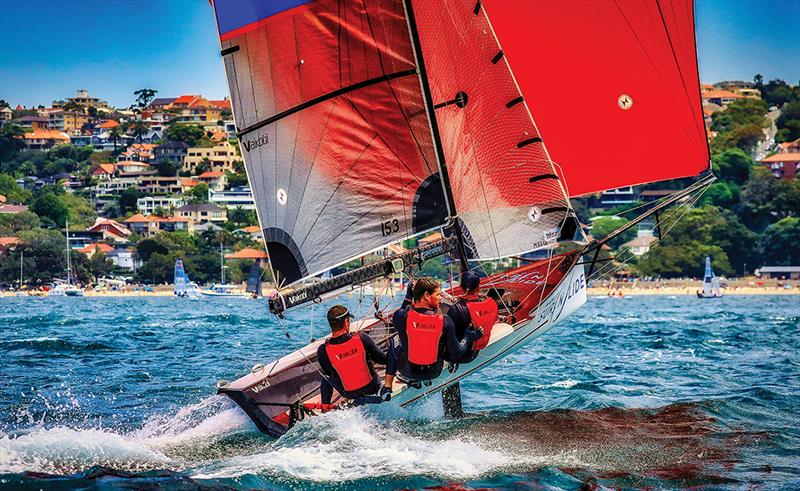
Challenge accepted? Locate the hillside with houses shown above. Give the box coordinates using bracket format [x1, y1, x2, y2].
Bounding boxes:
[0, 77, 798, 289]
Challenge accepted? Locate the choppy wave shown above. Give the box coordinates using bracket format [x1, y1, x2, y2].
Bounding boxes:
[1, 295, 798, 489]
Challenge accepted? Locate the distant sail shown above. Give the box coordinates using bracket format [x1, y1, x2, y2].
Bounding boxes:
[212, 0, 447, 285]
[483, 0, 710, 196]
[702, 256, 720, 297]
[246, 261, 263, 296]
[173, 259, 191, 296]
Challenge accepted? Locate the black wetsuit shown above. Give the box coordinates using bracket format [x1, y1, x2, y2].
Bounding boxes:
[317, 332, 387, 404]
[387, 306, 474, 381]
[446, 294, 494, 363]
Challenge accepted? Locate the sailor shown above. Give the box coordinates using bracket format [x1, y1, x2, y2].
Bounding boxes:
[446, 271, 498, 364]
[317, 305, 391, 405]
[384, 277, 483, 388]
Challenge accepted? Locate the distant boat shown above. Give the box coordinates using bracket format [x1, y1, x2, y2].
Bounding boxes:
[49, 220, 84, 297]
[173, 259, 200, 298]
[201, 242, 246, 297]
[697, 256, 722, 298]
[245, 261, 263, 298]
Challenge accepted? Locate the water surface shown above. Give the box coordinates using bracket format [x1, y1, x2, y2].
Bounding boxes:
[1, 295, 798, 490]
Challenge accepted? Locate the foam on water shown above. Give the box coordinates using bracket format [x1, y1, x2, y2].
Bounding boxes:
[191, 408, 519, 482]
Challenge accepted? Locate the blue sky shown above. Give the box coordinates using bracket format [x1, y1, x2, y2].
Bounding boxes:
[1, 0, 798, 108]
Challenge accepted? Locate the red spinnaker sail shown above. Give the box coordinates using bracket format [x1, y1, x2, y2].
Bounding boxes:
[483, 0, 710, 197]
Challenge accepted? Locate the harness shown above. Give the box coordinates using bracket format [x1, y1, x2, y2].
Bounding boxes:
[324, 334, 373, 392]
[464, 297, 498, 351]
[405, 309, 444, 365]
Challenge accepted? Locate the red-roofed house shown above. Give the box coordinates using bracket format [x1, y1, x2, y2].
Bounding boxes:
[761, 152, 800, 180]
[118, 143, 156, 162]
[123, 214, 194, 236]
[20, 129, 70, 150]
[225, 247, 268, 261]
[99, 120, 120, 130]
[777, 138, 800, 154]
[701, 90, 744, 106]
[235, 225, 262, 241]
[92, 163, 116, 180]
[209, 99, 232, 111]
[195, 171, 227, 191]
[78, 243, 114, 257]
[87, 217, 131, 243]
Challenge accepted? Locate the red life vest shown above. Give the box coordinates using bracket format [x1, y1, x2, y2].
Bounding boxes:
[466, 297, 498, 351]
[405, 309, 444, 365]
[324, 334, 373, 392]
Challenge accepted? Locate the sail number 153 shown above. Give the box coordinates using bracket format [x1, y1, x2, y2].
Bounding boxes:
[380, 218, 400, 237]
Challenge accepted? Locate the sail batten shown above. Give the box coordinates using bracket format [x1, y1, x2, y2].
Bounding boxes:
[482, 0, 709, 196]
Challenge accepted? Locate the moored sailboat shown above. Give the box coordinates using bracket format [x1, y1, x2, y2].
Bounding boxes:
[49, 221, 84, 297]
[201, 242, 247, 297]
[208, 0, 713, 436]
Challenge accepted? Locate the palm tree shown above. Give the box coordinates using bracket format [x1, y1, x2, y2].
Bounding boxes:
[131, 121, 148, 143]
[109, 126, 123, 152]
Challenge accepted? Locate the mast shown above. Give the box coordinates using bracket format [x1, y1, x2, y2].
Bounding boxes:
[402, 0, 469, 272]
[19, 249, 23, 290]
[65, 219, 72, 285]
[220, 241, 225, 284]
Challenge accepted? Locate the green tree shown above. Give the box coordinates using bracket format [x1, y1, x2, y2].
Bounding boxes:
[699, 181, 738, 209]
[775, 100, 800, 142]
[0, 229, 68, 285]
[0, 210, 40, 235]
[136, 238, 169, 262]
[0, 174, 32, 203]
[88, 250, 114, 280]
[637, 242, 733, 278]
[738, 167, 799, 232]
[641, 205, 756, 276]
[130, 120, 149, 143]
[30, 192, 69, 228]
[62, 193, 97, 228]
[164, 123, 205, 146]
[137, 251, 180, 284]
[0, 124, 26, 162]
[720, 124, 765, 153]
[185, 183, 209, 203]
[712, 147, 753, 185]
[156, 158, 178, 177]
[62, 101, 83, 113]
[711, 98, 767, 133]
[590, 216, 636, 249]
[118, 187, 142, 215]
[226, 171, 249, 189]
[109, 125, 123, 152]
[133, 88, 158, 110]
[761, 217, 800, 266]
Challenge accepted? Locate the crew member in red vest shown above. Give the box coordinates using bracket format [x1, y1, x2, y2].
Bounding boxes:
[446, 271, 499, 363]
[384, 277, 483, 389]
[317, 305, 391, 405]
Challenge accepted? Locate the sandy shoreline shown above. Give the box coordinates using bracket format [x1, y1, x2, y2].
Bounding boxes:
[2, 287, 797, 298]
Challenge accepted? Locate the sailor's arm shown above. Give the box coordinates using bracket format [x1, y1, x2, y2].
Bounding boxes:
[444, 314, 482, 359]
[359, 332, 387, 365]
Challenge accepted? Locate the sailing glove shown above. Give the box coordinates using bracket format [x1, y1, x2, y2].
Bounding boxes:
[379, 385, 392, 402]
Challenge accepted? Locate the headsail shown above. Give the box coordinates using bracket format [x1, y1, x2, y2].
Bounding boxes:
[483, 0, 710, 196]
[412, 0, 573, 259]
[702, 256, 720, 297]
[212, 0, 447, 286]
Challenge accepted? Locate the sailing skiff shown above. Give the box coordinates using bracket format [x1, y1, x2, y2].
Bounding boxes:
[208, 0, 712, 436]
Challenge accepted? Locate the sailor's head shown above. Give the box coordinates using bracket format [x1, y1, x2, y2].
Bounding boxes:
[412, 277, 441, 309]
[460, 270, 481, 294]
[327, 305, 354, 333]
